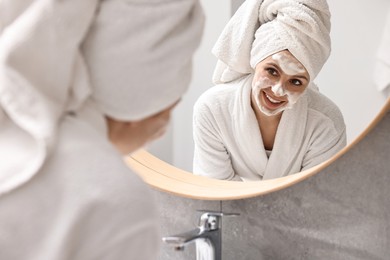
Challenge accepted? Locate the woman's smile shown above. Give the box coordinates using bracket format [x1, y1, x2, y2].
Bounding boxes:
[261, 89, 287, 110]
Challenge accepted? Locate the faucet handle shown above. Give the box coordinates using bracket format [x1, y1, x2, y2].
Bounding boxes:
[196, 210, 240, 217]
[196, 211, 239, 231]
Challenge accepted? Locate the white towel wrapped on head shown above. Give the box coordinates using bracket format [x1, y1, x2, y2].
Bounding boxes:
[212, 0, 331, 84]
[82, 0, 204, 121]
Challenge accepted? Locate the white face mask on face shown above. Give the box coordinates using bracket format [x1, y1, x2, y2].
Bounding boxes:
[252, 52, 308, 116]
[272, 53, 306, 75]
[252, 80, 301, 116]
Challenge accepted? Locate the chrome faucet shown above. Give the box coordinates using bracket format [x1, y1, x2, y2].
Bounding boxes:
[162, 211, 239, 260]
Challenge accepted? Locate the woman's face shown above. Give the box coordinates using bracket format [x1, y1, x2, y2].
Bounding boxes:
[252, 50, 310, 116]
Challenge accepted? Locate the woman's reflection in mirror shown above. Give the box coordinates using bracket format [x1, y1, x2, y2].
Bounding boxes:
[193, 0, 346, 181]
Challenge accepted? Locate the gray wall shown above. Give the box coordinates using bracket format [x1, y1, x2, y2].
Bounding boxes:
[155, 111, 390, 260]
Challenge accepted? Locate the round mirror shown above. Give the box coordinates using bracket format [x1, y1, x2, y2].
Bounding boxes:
[126, 0, 390, 200]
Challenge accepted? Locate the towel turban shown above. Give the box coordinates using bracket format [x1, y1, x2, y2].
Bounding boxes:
[212, 0, 331, 84]
[83, 0, 204, 121]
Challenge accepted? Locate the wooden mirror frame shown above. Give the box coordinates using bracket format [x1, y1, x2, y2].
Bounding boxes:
[125, 98, 389, 201]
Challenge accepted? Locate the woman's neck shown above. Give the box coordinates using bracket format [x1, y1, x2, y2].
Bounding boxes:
[251, 93, 282, 150]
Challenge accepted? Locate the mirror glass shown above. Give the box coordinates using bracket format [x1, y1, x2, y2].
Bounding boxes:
[146, 0, 390, 177]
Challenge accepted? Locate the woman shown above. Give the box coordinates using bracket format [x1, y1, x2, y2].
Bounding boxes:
[0, 0, 204, 259]
[193, 0, 346, 181]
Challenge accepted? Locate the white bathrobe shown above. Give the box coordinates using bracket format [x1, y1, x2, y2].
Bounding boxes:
[0, 111, 161, 260]
[193, 75, 346, 181]
[0, 0, 203, 259]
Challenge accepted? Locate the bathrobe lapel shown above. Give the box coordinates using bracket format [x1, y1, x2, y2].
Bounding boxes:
[231, 76, 268, 179]
[262, 91, 309, 180]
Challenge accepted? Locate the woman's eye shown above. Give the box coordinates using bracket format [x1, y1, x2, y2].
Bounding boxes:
[290, 79, 302, 86]
[266, 68, 278, 76]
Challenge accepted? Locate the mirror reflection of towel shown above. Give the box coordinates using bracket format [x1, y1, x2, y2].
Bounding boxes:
[212, 0, 331, 84]
[374, 8, 390, 97]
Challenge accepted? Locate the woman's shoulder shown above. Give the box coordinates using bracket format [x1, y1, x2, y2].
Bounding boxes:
[306, 86, 346, 132]
[194, 76, 248, 111]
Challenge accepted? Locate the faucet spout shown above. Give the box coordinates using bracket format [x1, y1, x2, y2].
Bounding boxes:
[163, 228, 218, 260]
[162, 211, 238, 260]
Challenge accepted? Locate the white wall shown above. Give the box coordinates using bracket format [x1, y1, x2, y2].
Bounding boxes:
[171, 0, 231, 171]
[149, 0, 390, 171]
[147, 0, 231, 166]
[316, 0, 390, 143]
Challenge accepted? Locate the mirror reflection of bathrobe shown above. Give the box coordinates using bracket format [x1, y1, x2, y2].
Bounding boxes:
[193, 75, 347, 181]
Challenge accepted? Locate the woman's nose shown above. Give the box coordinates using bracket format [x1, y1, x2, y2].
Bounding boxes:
[271, 83, 285, 96]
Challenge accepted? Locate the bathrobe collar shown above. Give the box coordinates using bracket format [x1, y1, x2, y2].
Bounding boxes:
[232, 75, 268, 179]
[263, 90, 308, 179]
[232, 75, 308, 180]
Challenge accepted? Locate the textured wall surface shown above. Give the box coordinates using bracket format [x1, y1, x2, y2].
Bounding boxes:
[155, 111, 389, 260]
[154, 192, 220, 260]
[221, 112, 390, 260]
